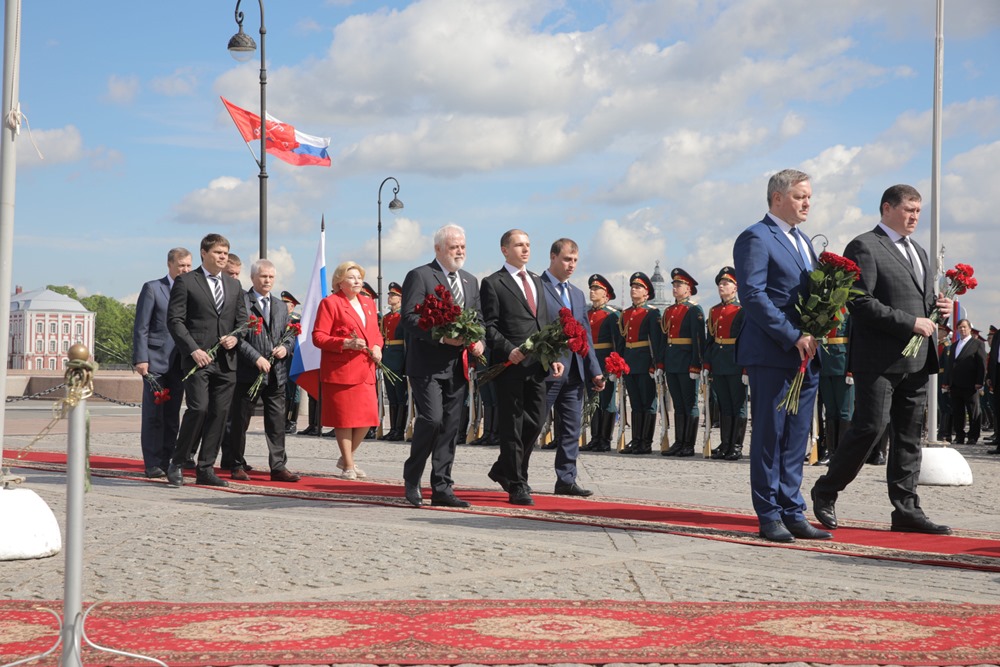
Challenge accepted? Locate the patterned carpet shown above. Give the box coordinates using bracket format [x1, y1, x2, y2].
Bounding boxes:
[3, 599, 999, 666]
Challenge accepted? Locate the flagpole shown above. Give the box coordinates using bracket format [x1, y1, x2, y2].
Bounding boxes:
[926, 0, 944, 443]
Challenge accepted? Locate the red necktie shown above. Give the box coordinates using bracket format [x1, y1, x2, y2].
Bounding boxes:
[518, 271, 536, 316]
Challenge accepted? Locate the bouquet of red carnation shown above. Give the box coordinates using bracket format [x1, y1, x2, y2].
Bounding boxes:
[901, 262, 977, 359]
[777, 252, 863, 414]
[604, 352, 630, 381]
[479, 308, 589, 385]
[247, 321, 304, 400]
[333, 325, 403, 385]
[414, 284, 486, 364]
[183, 315, 263, 381]
[143, 373, 171, 405]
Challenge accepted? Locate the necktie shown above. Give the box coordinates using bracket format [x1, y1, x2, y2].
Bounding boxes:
[260, 296, 269, 323]
[209, 275, 223, 313]
[448, 271, 464, 305]
[559, 282, 572, 310]
[900, 237, 925, 285]
[518, 270, 537, 316]
[794, 229, 813, 270]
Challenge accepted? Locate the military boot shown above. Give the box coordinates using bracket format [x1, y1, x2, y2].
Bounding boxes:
[621, 411, 644, 454]
[725, 417, 747, 460]
[662, 414, 686, 456]
[594, 410, 615, 452]
[580, 411, 601, 452]
[711, 416, 733, 459]
[678, 414, 699, 457]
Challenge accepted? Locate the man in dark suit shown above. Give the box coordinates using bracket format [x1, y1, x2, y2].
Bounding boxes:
[812, 184, 954, 535]
[226, 259, 301, 483]
[400, 224, 485, 508]
[988, 326, 1000, 452]
[943, 318, 987, 445]
[481, 229, 564, 506]
[734, 168, 831, 543]
[166, 233, 248, 488]
[132, 247, 192, 478]
[539, 238, 604, 497]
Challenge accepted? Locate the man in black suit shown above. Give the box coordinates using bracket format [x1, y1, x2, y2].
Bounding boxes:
[400, 224, 485, 508]
[812, 185, 954, 535]
[226, 259, 301, 483]
[166, 233, 248, 488]
[481, 229, 564, 506]
[943, 318, 987, 445]
[539, 238, 604, 497]
[132, 247, 192, 478]
[988, 326, 1000, 452]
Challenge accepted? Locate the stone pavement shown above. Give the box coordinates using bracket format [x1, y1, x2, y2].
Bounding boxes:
[2, 400, 1000, 666]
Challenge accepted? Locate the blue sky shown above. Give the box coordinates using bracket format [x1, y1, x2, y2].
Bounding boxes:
[7, 0, 1000, 325]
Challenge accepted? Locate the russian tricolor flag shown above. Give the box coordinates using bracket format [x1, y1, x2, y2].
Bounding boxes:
[289, 222, 327, 400]
[221, 97, 331, 168]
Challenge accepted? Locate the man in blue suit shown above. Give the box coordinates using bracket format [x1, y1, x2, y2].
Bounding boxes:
[132, 247, 191, 478]
[733, 169, 832, 543]
[540, 238, 605, 496]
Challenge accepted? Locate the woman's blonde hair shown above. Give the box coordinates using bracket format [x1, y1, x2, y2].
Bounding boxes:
[331, 261, 365, 290]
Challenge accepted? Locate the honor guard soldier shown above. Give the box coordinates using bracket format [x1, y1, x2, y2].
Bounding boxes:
[817, 307, 853, 465]
[581, 274, 621, 452]
[380, 282, 408, 441]
[659, 268, 706, 457]
[704, 267, 748, 460]
[361, 282, 381, 439]
[281, 290, 302, 434]
[937, 323, 953, 442]
[618, 272, 660, 454]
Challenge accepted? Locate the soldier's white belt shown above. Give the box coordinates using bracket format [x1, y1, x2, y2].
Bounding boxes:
[625, 341, 650, 348]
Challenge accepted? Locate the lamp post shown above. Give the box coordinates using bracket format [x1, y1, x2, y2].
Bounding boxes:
[228, 0, 268, 259]
[377, 177, 404, 316]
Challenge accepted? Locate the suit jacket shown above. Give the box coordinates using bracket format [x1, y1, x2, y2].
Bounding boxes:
[133, 275, 176, 374]
[946, 336, 987, 389]
[235, 289, 294, 386]
[312, 291, 383, 385]
[539, 272, 601, 384]
[843, 226, 938, 376]
[480, 266, 549, 372]
[734, 216, 816, 370]
[988, 338, 999, 388]
[401, 261, 484, 379]
[167, 267, 247, 374]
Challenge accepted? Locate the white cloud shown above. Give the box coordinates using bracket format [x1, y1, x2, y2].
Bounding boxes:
[590, 212, 665, 277]
[171, 175, 306, 235]
[149, 68, 198, 97]
[359, 216, 430, 263]
[16, 126, 84, 168]
[105, 74, 140, 104]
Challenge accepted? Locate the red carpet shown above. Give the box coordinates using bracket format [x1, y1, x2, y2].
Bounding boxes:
[3, 600, 1000, 666]
[9, 451, 1000, 573]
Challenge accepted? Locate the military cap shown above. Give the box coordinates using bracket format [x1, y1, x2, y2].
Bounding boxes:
[388, 282, 402, 296]
[990, 325, 997, 334]
[361, 282, 378, 299]
[938, 322, 952, 334]
[715, 266, 737, 286]
[280, 290, 300, 306]
[588, 273, 616, 301]
[629, 271, 654, 300]
[671, 267, 699, 296]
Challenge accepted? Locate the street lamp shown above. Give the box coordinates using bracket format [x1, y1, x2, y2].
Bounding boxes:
[377, 177, 404, 316]
[228, 0, 268, 259]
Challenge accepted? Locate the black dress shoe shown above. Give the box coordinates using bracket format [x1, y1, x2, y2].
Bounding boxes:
[299, 426, 320, 436]
[231, 467, 251, 481]
[810, 487, 838, 530]
[758, 520, 795, 543]
[785, 519, 833, 540]
[891, 517, 953, 535]
[488, 469, 510, 492]
[166, 463, 184, 487]
[270, 469, 301, 483]
[195, 471, 229, 487]
[285, 422, 297, 435]
[554, 482, 593, 497]
[404, 484, 423, 507]
[181, 458, 197, 470]
[144, 466, 166, 479]
[431, 494, 471, 508]
[509, 488, 534, 506]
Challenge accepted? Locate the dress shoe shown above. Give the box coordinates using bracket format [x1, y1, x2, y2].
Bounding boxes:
[285, 422, 297, 435]
[988, 446, 1000, 455]
[866, 450, 886, 465]
[181, 458, 197, 470]
[336, 458, 367, 479]
[230, 468, 251, 481]
[967, 439, 978, 445]
[810, 487, 838, 530]
[195, 471, 229, 487]
[784, 519, 833, 540]
[554, 482, 593, 497]
[404, 483, 423, 507]
[509, 488, 534, 506]
[270, 469, 301, 483]
[890, 517, 953, 535]
[539, 442, 557, 450]
[166, 463, 184, 487]
[323, 429, 337, 438]
[431, 493, 471, 508]
[488, 469, 510, 492]
[144, 466, 166, 479]
[242, 463, 254, 472]
[758, 520, 795, 543]
[299, 426, 320, 436]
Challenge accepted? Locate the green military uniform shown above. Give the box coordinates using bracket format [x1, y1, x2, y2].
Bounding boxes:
[659, 268, 706, 457]
[379, 282, 408, 441]
[581, 273, 620, 453]
[704, 267, 748, 460]
[618, 271, 659, 455]
[818, 308, 853, 464]
[937, 325, 953, 442]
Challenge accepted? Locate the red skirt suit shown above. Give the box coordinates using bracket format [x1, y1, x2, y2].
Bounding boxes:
[312, 291, 384, 428]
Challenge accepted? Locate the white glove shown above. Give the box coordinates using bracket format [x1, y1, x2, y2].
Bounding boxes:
[701, 369, 710, 381]
[689, 372, 699, 380]
[845, 376, 854, 386]
[741, 373, 749, 386]
[655, 368, 664, 380]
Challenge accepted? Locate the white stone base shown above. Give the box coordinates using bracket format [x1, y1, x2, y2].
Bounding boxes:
[0, 488, 62, 560]
[918, 446, 974, 486]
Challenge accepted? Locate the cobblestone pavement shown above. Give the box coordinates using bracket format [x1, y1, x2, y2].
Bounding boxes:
[2, 401, 999, 666]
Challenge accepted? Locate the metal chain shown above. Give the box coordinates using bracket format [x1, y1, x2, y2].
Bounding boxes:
[5, 383, 67, 402]
[89, 391, 141, 409]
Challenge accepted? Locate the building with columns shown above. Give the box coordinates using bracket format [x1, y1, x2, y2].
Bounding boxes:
[8, 287, 95, 371]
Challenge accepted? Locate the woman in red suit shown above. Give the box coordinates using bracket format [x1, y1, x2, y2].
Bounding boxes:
[312, 261, 384, 479]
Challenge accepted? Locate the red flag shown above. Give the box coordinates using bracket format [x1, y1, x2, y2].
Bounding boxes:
[221, 96, 299, 152]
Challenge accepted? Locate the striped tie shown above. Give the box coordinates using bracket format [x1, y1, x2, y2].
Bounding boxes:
[448, 271, 464, 305]
[209, 275, 223, 313]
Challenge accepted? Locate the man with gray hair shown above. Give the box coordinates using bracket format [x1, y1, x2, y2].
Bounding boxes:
[400, 224, 485, 507]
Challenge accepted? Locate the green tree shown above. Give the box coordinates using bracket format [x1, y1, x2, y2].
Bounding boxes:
[48, 285, 136, 366]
